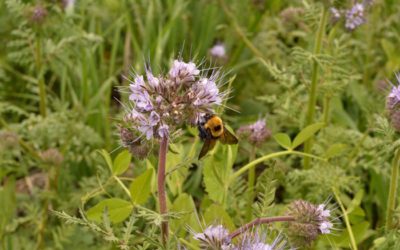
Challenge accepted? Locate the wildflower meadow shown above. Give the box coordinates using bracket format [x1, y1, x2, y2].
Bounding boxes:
[1, 0, 400, 249]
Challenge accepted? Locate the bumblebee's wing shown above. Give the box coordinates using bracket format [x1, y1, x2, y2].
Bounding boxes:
[220, 128, 238, 145]
[198, 139, 217, 159]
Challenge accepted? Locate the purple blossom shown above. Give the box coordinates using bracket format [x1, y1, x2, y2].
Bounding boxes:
[319, 221, 333, 234]
[123, 59, 225, 144]
[210, 43, 226, 59]
[194, 225, 231, 249]
[330, 7, 341, 22]
[149, 111, 160, 126]
[168, 60, 200, 84]
[237, 119, 271, 146]
[158, 124, 169, 138]
[146, 69, 160, 88]
[345, 3, 365, 30]
[191, 78, 222, 106]
[388, 74, 400, 107]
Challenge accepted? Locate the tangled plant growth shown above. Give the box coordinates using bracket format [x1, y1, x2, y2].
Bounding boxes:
[1, 0, 400, 249]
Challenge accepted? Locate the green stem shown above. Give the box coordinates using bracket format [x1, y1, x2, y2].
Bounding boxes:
[113, 176, 131, 199]
[333, 188, 358, 250]
[36, 37, 46, 117]
[158, 136, 169, 246]
[322, 95, 331, 125]
[386, 148, 400, 231]
[230, 150, 325, 183]
[229, 216, 295, 239]
[303, 6, 328, 169]
[246, 147, 256, 221]
[218, 0, 266, 60]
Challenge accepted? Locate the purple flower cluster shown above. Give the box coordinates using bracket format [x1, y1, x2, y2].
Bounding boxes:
[329, 1, 372, 31]
[237, 119, 271, 147]
[193, 225, 231, 249]
[345, 3, 365, 30]
[125, 59, 225, 143]
[193, 225, 285, 250]
[209, 43, 227, 59]
[286, 200, 335, 247]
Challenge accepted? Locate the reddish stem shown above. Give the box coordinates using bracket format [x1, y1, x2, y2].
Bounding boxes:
[229, 216, 295, 239]
[158, 136, 169, 245]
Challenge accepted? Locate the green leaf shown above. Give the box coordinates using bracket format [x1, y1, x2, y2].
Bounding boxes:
[129, 168, 153, 205]
[273, 133, 292, 149]
[98, 149, 113, 172]
[292, 122, 324, 149]
[324, 143, 348, 159]
[86, 198, 133, 223]
[113, 150, 131, 176]
[170, 193, 199, 237]
[204, 204, 235, 231]
[203, 144, 237, 204]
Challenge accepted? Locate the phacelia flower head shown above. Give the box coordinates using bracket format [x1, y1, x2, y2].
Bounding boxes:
[386, 73, 400, 132]
[209, 43, 227, 60]
[120, 59, 226, 157]
[237, 119, 271, 147]
[286, 200, 335, 248]
[330, 1, 372, 31]
[193, 225, 231, 249]
[29, 5, 48, 24]
[345, 3, 365, 30]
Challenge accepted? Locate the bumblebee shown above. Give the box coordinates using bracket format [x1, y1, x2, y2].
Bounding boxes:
[197, 114, 238, 159]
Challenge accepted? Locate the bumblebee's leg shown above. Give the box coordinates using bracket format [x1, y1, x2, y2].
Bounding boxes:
[198, 124, 208, 140]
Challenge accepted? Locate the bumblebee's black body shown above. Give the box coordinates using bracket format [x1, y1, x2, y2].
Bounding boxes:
[197, 114, 238, 159]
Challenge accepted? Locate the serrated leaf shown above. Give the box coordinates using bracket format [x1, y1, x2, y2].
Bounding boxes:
[325, 143, 348, 159]
[292, 122, 324, 149]
[273, 133, 292, 149]
[98, 149, 113, 172]
[113, 150, 131, 176]
[129, 168, 153, 205]
[86, 198, 133, 223]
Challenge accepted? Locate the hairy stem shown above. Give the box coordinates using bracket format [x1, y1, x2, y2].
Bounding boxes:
[229, 216, 295, 239]
[246, 147, 256, 221]
[303, 7, 328, 169]
[386, 148, 400, 231]
[158, 136, 169, 246]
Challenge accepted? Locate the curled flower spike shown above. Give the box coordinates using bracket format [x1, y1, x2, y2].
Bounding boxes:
[286, 200, 335, 248]
[193, 225, 231, 249]
[120, 59, 226, 157]
[386, 73, 400, 132]
[237, 119, 271, 147]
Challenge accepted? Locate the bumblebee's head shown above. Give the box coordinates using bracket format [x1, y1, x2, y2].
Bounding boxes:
[204, 115, 224, 137]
